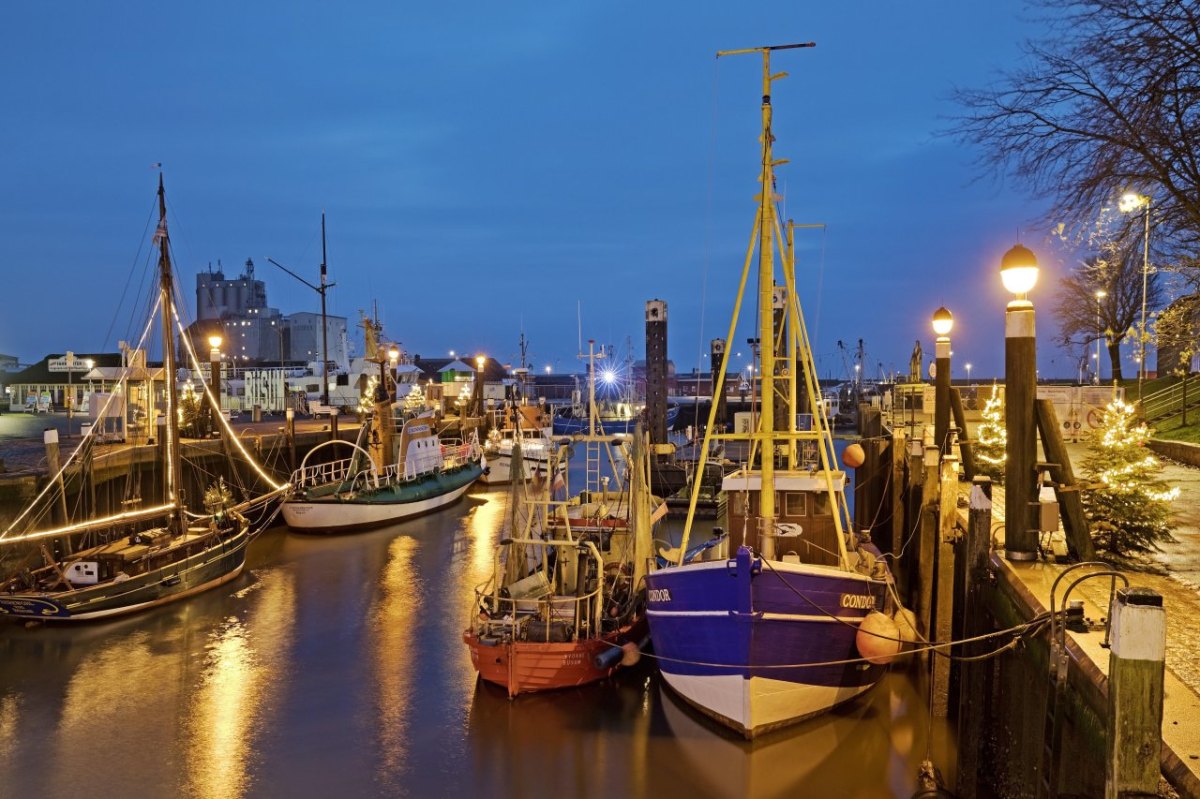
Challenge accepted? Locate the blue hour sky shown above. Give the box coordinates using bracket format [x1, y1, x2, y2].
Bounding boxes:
[1, 2, 1088, 381]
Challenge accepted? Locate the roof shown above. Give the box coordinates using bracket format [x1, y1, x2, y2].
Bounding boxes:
[8, 353, 125, 385]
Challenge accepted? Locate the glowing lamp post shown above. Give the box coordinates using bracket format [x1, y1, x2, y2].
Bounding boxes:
[207, 334, 223, 427]
[1001, 244, 1039, 561]
[932, 307, 954, 456]
[1093, 290, 1107, 385]
[1120, 192, 1152, 398]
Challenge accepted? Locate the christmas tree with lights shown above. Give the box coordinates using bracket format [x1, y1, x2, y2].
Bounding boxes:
[1081, 397, 1178, 555]
[975, 386, 1006, 484]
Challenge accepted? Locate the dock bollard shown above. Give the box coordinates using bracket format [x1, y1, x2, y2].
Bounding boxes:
[1105, 587, 1164, 799]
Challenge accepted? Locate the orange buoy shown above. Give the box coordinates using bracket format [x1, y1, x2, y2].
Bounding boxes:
[893, 607, 919, 646]
[842, 443, 866, 469]
[620, 641, 641, 667]
[856, 611, 902, 665]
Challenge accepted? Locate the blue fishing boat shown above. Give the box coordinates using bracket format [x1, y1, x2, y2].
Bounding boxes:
[644, 43, 905, 738]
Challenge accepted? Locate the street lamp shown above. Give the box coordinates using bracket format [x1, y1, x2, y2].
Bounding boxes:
[208, 334, 223, 431]
[931, 306, 953, 456]
[1120, 191, 1152, 398]
[1001, 243, 1040, 561]
[965, 362, 973, 384]
[1094, 290, 1107, 385]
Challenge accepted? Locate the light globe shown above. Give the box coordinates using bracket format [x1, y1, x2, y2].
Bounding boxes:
[931, 307, 954, 337]
[1000, 244, 1039, 297]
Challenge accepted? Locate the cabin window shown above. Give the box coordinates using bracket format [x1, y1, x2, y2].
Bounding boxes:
[785, 492, 807, 517]
[813, 492, 832, 516]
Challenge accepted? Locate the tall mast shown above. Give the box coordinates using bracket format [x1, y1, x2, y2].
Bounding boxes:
[756, 47, 780, 559]
[156, 175, 184, 529]
[320, 211, 331, 407]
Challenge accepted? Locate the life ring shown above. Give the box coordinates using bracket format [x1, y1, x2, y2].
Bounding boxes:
[1086, 408, 1104, 429]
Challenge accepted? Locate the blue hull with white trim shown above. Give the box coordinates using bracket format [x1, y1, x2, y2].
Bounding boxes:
[644, 545, 889, 738]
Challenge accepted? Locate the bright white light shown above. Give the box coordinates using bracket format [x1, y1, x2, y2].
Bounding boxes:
[601, 370, 616, 385]
[1119, 192, 1148, 213]
[1000, 244, 1039, 296]
[544, 365, 552, 374]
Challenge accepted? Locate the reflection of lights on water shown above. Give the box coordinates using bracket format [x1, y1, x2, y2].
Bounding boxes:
[191, 618, 255, 798]
[373, 536, 420, 781]
[466, 491, 506, 579]
[186, 570, 295, 799]
[0, 694, 19, 772]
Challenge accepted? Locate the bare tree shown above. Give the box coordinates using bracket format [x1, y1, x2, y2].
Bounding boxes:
[1052, 232, 1163, 380]
[952, 1, 1200, 265]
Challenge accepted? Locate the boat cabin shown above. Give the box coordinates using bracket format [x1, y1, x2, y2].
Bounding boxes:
[723, 468, 846, 567]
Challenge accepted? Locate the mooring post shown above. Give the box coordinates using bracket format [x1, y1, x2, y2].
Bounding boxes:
[956, 476, 992, 799]
[43, 428, 70, 533]
[932, 456, 959, 717]
[917, 444, 940, 643]
[330, 409, 340, 442]
[889, 428, 907, 568]
[1106, 587, 1165, 799]
[286, 408, 297, 472]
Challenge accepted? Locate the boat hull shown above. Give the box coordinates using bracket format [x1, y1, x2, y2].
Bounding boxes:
[0, 528, 248, 622]
[464, 621, 644, 697]
[282, 463, 482, 534]
[644, 546, 888, 738]
[479, 451, 550, 485]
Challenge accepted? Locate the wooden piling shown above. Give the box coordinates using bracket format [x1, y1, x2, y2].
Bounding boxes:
[43, 429, 70, 528]
[950, 387, 977, 480]
[330, 410, 340, 442]
[956, 477, 992, 799]
[1033, 399, 1096, 562]
[931, 457, 959, 717]
[286, 408, 297, 472]
[889, 428, 907, 565]
[916, 444, 939, 643]
[1106, 587, 1165, 799]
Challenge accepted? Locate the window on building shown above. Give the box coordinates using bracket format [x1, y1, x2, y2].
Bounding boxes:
[785, 492, 807, 517]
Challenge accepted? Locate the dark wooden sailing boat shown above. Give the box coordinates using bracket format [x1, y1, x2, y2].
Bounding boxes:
[0, 176, 289, 622]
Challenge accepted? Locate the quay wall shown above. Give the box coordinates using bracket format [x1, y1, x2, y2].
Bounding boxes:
[0, 423, 362, 531]
[1148, 438, 1200, 468]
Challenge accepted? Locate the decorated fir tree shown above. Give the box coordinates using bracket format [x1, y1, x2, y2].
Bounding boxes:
[974, 386, 1006, 484]
[1081, 397, 1178, 555]
[357, 375, 379, 417]
[402, 384, 425, 415]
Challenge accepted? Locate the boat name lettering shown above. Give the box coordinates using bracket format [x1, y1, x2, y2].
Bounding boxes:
[648, 588, 671, 603]
[839, 593, 875, 610]
[408, 425, 430, 435]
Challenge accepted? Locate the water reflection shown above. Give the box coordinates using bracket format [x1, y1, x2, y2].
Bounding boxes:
[184, 568, 297, 799]
[370, 535, 420, 787]
[0, 482, 952, 799]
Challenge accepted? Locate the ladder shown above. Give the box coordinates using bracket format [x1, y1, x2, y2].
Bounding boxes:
[585, 440, 602, 496]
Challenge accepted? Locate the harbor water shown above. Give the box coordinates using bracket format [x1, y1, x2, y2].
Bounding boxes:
[0, 466, 954, 798]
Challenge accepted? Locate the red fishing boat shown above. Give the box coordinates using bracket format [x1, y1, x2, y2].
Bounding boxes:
[464, 342, 657, 697]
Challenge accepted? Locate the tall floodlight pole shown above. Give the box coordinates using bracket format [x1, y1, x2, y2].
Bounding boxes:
[267, 213, 336, 407]
[1001, 244, 1040, 561]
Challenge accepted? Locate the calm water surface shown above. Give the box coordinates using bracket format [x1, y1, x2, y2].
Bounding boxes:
[0, 479, 953, 799]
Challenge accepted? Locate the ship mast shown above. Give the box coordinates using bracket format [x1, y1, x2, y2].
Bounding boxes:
[156, 174, 185, 531]
[673, 42, 815, 565]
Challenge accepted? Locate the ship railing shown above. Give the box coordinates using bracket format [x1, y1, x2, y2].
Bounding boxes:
[479, 538, 605, 643]
[291, 458, 355, 489]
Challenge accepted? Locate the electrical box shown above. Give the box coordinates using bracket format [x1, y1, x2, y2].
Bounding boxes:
[1038, 498, 1061, 532]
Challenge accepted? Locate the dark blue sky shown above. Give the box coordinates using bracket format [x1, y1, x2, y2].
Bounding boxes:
[3, 2, 1085, 380]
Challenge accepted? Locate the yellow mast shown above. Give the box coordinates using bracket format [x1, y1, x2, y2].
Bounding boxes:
[674, 43, 815, 565]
